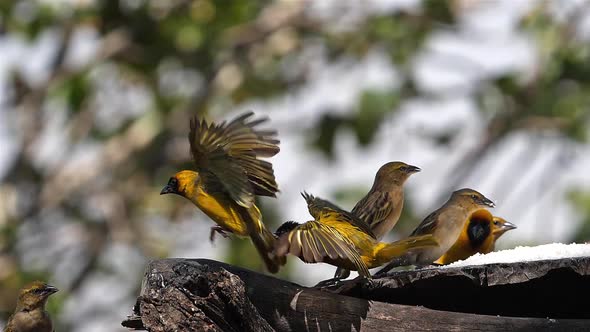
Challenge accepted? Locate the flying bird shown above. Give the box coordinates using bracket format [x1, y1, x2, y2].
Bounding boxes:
[161, 111, 283, 273]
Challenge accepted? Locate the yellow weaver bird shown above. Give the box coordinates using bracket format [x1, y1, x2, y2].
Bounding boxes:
[160, 112, 283, 273]
[4, 281, 58, 332]
[274, 192, 438, 278]
[334, 161, 421, 279]
[375, 188, 495, 275]
[435, 209, 516, 265]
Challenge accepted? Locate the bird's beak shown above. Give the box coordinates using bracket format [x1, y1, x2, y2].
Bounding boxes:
[160, 184, 174, 195]
[43, 285, 59, 296]
[407, 165, 421, 173]
[500, 221, 517, 231]
[160, 180, 178, 195]
[480, 196, 495, 208]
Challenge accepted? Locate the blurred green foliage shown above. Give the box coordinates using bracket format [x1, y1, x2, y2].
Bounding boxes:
[0, 1, 589, 330]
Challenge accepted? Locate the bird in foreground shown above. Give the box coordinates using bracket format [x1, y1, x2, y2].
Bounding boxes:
[4, 281, 58, 332]
[434, 209, 516, 265]
[274, 192, 438, 280]
[160, 111, 283, 273]
[334, 161, 421, 279]
[375, 188, 495, 276]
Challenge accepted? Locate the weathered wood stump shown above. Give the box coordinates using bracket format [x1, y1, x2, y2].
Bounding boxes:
[123, 257, 590, 331]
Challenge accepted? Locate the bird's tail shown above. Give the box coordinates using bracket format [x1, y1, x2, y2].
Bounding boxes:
[242, 206, 285, 273]
[252, 226, 286, 273]
[374, 234, 438, 266]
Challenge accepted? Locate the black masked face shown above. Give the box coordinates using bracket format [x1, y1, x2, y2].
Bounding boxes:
[274, 221, 300, 238]
[467, 218, 491, 248]
[160, 177, 179, 195]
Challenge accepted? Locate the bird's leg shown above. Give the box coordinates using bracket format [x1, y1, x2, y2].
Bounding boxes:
[313, 277, 344, 289]
[314, 276, 368, 294]
[334, 267, 351, 279]
[209, 226, 231, 243]
[373, 262, 397, 277]
[373, 255, 412, 277]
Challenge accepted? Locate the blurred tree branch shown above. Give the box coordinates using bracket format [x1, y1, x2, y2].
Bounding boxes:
[1, 1, 590, 329]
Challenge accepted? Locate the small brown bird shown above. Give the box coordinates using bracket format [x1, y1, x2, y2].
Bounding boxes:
[334, 161, 420, 279]
[435, 209, 516, 265]
[274, 192, 438, 279]
[375, 188, 495, 275]
[160, 112, 283, 273]
[352, 161, 421, 239]
[4, 281, 58, 332]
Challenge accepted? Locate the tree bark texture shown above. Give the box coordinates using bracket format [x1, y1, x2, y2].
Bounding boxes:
[123, 257, 590, 331]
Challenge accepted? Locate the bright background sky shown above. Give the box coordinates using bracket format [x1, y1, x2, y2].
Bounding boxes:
[1, 1, 590, 331]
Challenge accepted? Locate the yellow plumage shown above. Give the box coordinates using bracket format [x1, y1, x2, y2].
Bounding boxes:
[435, 209, 516, 265]
[275, 193, 439, 278]
[161, 112, 282, 273]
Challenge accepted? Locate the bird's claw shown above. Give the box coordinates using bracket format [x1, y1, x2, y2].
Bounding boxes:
[209, 226, 231, 243]
[313, 278, 343, 290]
[313, 277, 367, 294]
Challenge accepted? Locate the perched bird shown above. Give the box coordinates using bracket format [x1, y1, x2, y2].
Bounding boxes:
[334, 161, 421, 279]
[160, 112, 283, 273]
[274, 192, 438, 278]
[352, 161, 421, 239]
[375, 188, 495, 275]
[4, 281, 58, 332]
[434, 209, 516, 265]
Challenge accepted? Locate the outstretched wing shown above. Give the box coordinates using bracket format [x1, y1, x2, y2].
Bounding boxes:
[352, 191, 394, 233]
[274, 220, 371, 277]
[189, 112, 280, 207]
[301, 192, 376, 239]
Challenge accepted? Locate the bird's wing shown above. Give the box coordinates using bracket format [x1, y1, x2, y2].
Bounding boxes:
[301, 192, 376, 238]
[410, 211, 439, 236]
[275, 220, 371, 277]
[189, 112, 280, 207]
[352, 191, 394, 232]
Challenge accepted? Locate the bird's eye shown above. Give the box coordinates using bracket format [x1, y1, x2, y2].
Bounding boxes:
[493, 221, 499, 225]
[33, 288, 44, 294]
[400, 166, 407, 172]
[471, 194, 478, 200]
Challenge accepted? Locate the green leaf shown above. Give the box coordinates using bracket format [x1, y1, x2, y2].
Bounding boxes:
[352, 90, 399, 146]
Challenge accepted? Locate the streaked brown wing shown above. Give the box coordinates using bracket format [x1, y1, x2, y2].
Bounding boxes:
[411, 211, 439, 236]
[301, 192, 376, 239]
[276, 220, 370, 277]
[189, 112, 280, 207]
[352, 191, 393, 232]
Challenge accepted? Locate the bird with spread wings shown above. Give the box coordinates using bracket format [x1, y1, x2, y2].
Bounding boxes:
[160, 111, 283, 273]
[275, 192, 438, 279]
